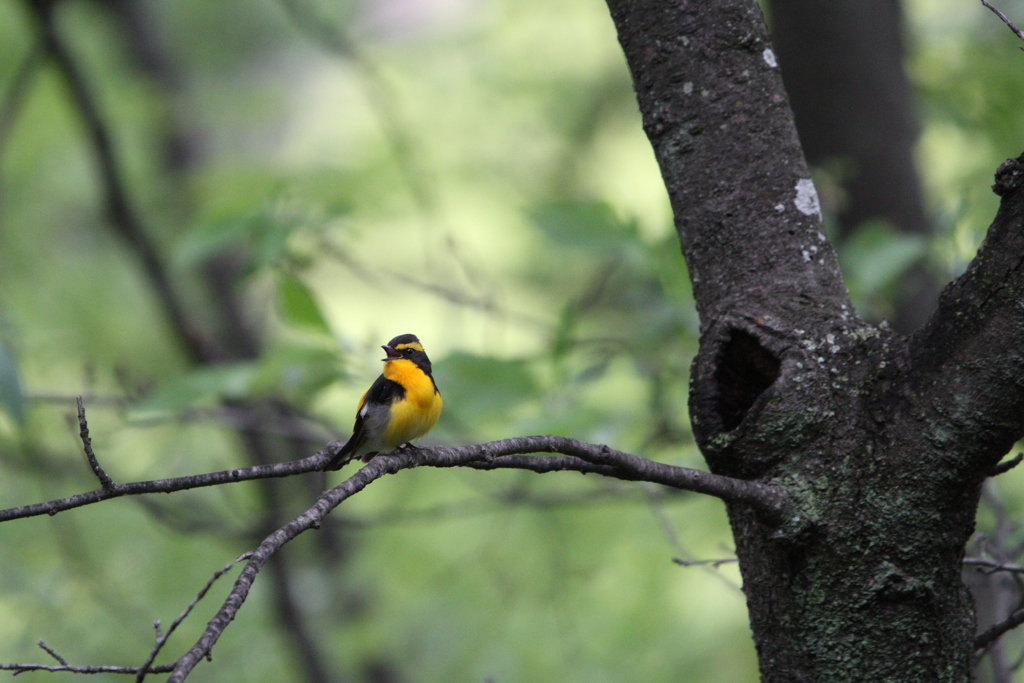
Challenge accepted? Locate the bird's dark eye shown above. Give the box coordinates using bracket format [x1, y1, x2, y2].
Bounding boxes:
[404, 348, 414, 356]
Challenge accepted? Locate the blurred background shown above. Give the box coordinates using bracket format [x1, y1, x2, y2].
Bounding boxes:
[0, 0, 1022, 681]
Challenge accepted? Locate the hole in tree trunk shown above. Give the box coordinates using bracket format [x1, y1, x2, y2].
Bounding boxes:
[714, 330, 780, 432]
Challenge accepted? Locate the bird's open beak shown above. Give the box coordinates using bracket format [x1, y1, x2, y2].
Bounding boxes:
[381, 345, 401, 361]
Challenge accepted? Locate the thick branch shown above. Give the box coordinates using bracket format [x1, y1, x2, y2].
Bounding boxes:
[909, 154, 1024, 473]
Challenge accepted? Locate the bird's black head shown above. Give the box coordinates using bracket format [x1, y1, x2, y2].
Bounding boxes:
[381, 334, 432, 374]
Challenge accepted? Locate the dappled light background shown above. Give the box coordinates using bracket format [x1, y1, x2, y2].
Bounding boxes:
[0, 0, 1021, 681]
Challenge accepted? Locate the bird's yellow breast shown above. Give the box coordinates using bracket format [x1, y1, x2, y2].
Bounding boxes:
[381, 359, 442, 448]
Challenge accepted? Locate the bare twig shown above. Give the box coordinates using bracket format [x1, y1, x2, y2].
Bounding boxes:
[977, 606, 1024, 651]
[673, 557, 738, 568]
[981, 0, 1024, 51]
[990, 452, 1024, 477]
[36, 641, 67, 667]
[135, 553, 252, 683]
[0, 447, 326, 523]
[76, 396, 114, 489]
[1, 663, 174, 676]
[965, 558, 1024, 575]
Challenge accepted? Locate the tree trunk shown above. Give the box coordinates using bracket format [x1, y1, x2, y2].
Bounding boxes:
[603, 0, 1024, 679]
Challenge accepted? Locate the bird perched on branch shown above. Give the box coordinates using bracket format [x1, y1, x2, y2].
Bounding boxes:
[323, 334, 442, 470]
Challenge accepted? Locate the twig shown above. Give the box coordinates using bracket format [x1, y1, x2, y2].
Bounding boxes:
[1, 663, 174, 676]
[977, 606, 1024, 651]
[990, 452, 1023, 477]
[673, 557, 738, 568]
[135, 553, 252, 683]
[965, 558, 1024, 575]
[0, 448, 326, 522]
[77, 396, 113, 489]
[981, 0, 1024, 51]
[36, 641, 67, 666]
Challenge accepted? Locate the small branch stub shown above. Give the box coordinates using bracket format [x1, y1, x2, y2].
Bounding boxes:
[77, 396, 114, 489]
[990, 452, 1023, 476]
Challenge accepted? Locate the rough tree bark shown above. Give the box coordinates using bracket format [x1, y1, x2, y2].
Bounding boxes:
[604, 1, 1024, 681]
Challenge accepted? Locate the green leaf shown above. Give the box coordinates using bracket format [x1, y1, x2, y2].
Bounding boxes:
[529, 201, 635, 251]
[0, 343, 24, 424]
[277, 274, 332, 334]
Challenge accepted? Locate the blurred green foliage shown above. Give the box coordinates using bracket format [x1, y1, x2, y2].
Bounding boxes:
[0, 0, 1022, 681]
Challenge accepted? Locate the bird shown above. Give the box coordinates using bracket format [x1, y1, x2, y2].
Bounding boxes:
[322, 334, 442, 470]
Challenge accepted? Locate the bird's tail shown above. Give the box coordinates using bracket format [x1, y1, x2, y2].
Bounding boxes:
[322, 436, 357, 471]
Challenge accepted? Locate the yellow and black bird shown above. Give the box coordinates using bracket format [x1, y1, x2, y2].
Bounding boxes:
[323, 334, 442, 470]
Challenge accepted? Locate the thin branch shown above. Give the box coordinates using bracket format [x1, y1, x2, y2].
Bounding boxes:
[1, 663, 173, 676]
[981, 0, 1024, 50]
[0, 437, 787, 681]
[165, 441, 787, 681]
[0, 448, 325, 523]
[991, 452, 1024, 477]
[36, 641, 67, 667]
[673, 557, 738, 568]
[77, 396, 113, 489]
[965, 558, 1024, 575]
[135, 553, 252, 683]
[167, 461, 387, 681]
[0, 436, 787, 680]
[0, 436, 788, 524]
[977, 607, 1024, 651]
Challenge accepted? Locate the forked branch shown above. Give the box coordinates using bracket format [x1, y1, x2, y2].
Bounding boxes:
[0, 436, 789, 681]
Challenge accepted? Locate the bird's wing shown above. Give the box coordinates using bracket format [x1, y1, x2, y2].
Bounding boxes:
[323, 376, 405, 471]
